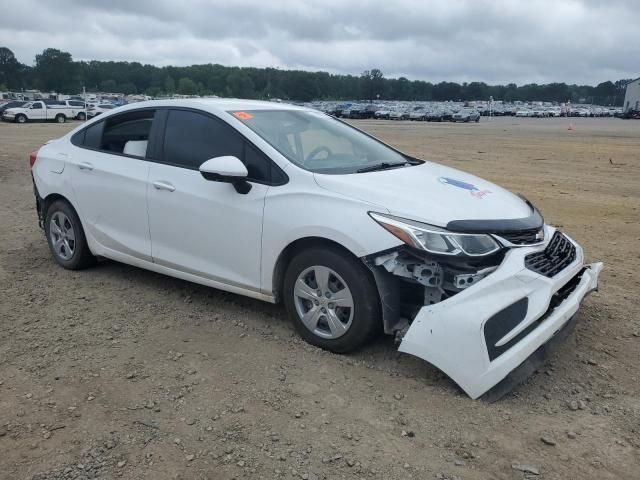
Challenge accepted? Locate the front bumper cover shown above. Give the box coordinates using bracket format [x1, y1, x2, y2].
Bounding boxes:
[398, 230, 602, 399]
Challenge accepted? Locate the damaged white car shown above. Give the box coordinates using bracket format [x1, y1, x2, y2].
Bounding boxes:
[30, 99, 602, 400]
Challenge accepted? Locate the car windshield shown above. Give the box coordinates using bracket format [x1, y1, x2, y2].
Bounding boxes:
[229, 109, 409, 174]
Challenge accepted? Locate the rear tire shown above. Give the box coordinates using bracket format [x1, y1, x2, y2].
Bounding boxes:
[77, 112, 86, 121]
[44, 199, 96, 270]
[55, 114, 66, 123]
[283, 246, 381, 353]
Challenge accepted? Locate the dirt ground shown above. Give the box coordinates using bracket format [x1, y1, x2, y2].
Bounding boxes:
[1, 116, 639, 480]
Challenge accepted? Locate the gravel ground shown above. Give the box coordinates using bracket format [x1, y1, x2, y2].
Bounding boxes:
[1, 116, 638, 479]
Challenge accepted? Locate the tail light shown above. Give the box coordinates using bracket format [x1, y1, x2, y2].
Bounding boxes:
[29, 149, 39, 168]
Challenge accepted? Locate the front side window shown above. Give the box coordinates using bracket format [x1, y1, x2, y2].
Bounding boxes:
[163, 109, 277, 183]
[229, 110, 410, 174]
[31, 102, 43, 109]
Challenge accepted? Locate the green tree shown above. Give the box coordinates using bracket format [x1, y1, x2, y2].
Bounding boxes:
[164, 75, 176, 94]
[361, 69, 385, 101]
[34, 48, 77, 92]
[226, 69, 255, 98]
[99, 79, 117, 92]
[0, 47, 23, 89]
[146, 86, 162, 97]
[177, 77, 198, 95]
[120, 82, 137, 94]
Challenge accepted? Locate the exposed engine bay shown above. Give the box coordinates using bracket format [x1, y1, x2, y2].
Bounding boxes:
[364, 246, 504, 337]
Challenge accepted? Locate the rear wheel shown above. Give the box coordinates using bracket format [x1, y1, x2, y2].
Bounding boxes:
[77, 112, 86, 121]
[45, 200, 95, 270]
[283, 247, 381, 353]
[55, 114, 66, 123]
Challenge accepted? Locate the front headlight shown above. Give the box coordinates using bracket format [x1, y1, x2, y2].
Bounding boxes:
[369, 212, 501, 256]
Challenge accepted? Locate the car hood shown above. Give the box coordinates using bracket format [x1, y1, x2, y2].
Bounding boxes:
[313, 162, 533, 228]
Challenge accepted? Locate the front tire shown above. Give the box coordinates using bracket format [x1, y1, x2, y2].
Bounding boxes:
[16, 114, 27, 123]
[77, 112, 86, 121]
[55, 114, 66, 123]
[283, 247, 381, 353]
[44, 200, 95, 270]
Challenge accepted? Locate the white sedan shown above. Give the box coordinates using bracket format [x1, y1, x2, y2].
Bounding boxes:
[87, 103, 116, 118]
[30, 99, 601, 399]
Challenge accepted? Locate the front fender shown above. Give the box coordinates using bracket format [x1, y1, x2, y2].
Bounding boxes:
[260, 187, 402, 294]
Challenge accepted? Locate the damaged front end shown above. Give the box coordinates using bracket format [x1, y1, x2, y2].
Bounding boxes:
[365, 246, 503, 338]
[363, 213, 602, 400]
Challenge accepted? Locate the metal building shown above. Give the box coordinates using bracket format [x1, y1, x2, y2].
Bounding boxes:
[623, 77, 640, 112]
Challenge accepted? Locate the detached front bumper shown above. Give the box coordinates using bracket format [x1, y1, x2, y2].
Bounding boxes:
[398, 230, 602, 399]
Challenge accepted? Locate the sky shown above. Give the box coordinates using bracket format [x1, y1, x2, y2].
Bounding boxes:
[1, 0, 638, 85]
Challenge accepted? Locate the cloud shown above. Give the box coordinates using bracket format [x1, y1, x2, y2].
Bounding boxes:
[1, 0, 638, 84]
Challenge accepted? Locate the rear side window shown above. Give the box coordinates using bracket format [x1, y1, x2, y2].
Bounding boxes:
[163, 109, 284, 184]
[69, 101, 85, 107]
[100, 109, 155, 156]
[70, 109, 154, 156]
[84, 122, 103, 149]
[71, 121, 104, 148]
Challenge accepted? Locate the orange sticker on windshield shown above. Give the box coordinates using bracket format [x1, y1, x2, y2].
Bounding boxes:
[232, 111, 253, 120]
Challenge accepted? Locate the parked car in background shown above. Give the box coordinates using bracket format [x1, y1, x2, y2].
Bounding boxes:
[43, 99, 87, 120]
[451, 108, 480, 122]
[66, 100, 88, 120]
[409, 108, 428, 121]
[374, 108, 391, 119]
[515, 109, 534, 117]
[87, 104, 116, 118]
[0, 100, 28, 115]
[389, 109, 409, 120]
[2, 100, 76, 123]
[426, 108, 452, 122]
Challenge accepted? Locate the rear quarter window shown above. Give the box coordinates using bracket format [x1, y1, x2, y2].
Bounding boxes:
[71, 121, 104, 149]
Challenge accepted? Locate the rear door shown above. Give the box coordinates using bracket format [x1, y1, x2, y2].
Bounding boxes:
[147, 108, 279, 292]
[69, 109, 158, 261]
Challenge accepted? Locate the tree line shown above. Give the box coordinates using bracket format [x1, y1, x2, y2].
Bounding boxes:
[0, 47, 630, 105]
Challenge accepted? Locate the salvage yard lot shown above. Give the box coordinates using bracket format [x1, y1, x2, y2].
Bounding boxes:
[1, 117, 639, 479]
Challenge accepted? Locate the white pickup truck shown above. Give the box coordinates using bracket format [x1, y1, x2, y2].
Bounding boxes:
[1, 101, 80, 124]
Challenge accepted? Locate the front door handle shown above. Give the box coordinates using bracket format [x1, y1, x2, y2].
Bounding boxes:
[152, 180, 176, 192]
[78, 161, 94, 171]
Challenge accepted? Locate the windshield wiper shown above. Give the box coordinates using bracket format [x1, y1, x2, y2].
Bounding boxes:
[356, 161, 409, 173]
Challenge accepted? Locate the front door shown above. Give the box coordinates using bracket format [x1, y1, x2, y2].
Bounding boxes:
[29, 101, 46, 120]
[147, 109, 271, 292]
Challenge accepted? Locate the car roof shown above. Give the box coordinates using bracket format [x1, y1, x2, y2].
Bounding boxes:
[113, 98, 309, 115]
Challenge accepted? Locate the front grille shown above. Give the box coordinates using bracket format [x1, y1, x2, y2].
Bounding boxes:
[499, 228, 543, 245]
[525, 231, 576, 277]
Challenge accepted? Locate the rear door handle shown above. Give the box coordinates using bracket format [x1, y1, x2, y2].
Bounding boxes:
[152, 180, 176, 192]
[78, 161, 94, 171]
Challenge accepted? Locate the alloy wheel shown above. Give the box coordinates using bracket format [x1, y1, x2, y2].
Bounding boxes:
[293, 265, 354, 339]
[49, 211, 76, 260]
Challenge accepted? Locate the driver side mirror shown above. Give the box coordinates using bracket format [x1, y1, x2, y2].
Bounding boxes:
[199, 156, 252, 194]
